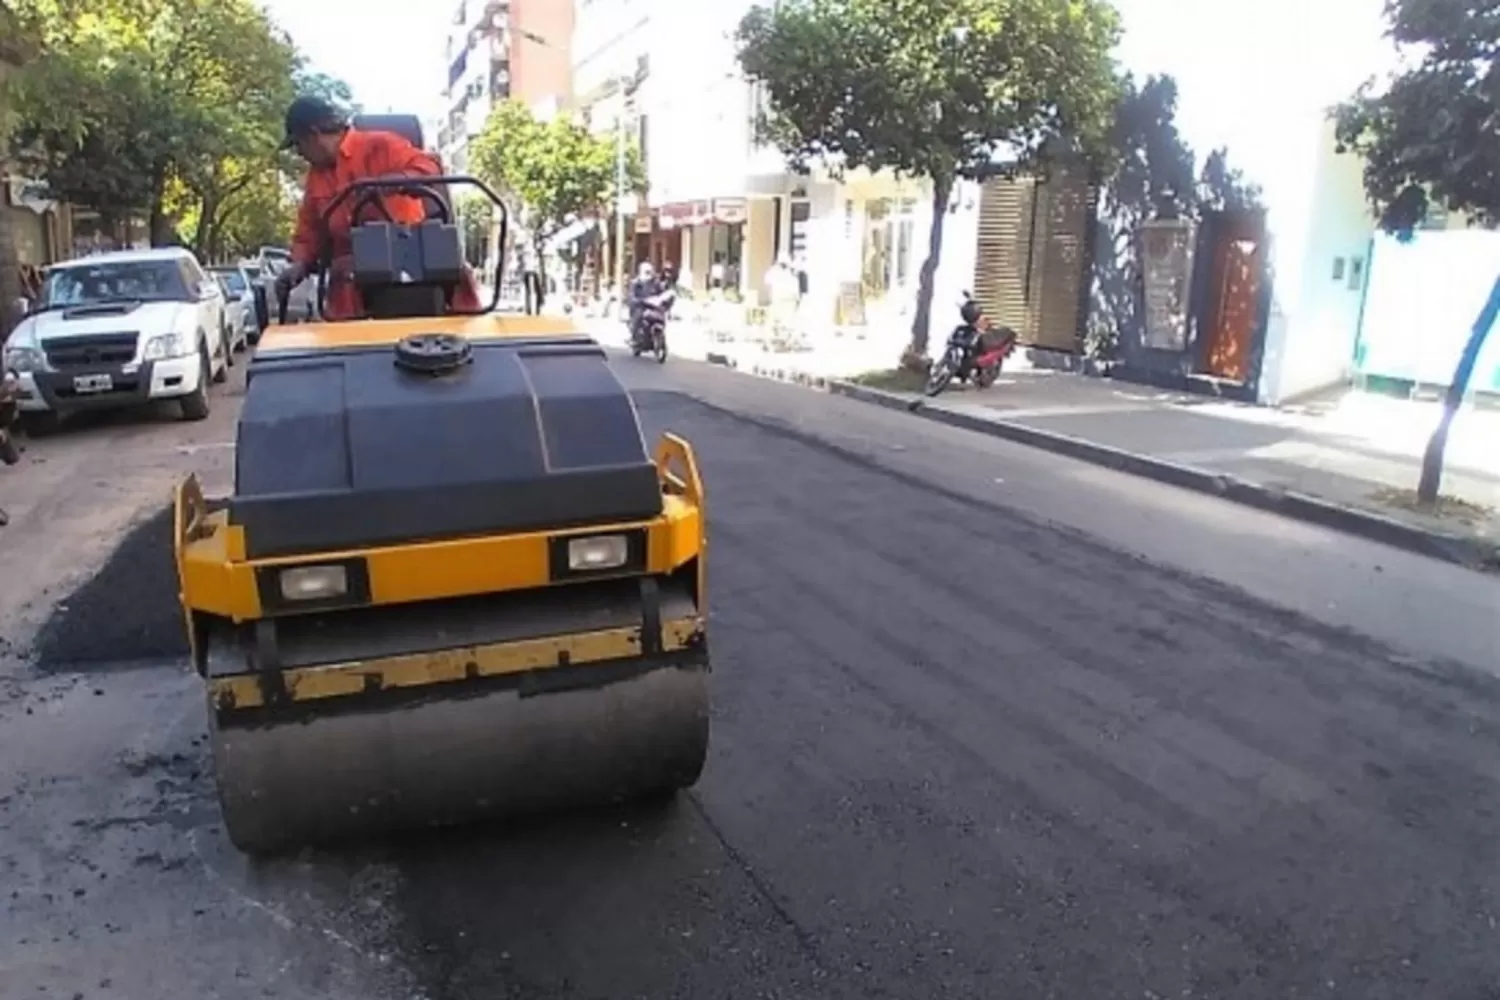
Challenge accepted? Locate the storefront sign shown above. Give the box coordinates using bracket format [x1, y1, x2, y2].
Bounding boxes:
[713, 199, 748, 225]
[635, 214, 653, 234]
[5, 176, 56, 215]
[658, 201, 713, 228]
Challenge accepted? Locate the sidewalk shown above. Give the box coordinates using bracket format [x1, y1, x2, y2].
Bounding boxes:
[840, 371, 1500, 569]
[587, 316, 1500, 569]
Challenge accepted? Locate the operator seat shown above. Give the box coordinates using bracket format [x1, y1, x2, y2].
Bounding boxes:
[347, 113, 460, 318]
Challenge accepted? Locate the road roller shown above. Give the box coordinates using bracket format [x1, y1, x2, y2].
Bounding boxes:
[171, 116, 709, 855]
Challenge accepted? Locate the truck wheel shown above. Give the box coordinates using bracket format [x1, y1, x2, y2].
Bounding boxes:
[213, 328, 231, 381]
[180, 345, 211, 421]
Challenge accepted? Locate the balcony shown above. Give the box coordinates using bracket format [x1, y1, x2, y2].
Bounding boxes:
[462, 0, 508, 40]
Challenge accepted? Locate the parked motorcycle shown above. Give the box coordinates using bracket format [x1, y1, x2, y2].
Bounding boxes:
[630, 292, 672, 364]
[924, 291, 1017, 398]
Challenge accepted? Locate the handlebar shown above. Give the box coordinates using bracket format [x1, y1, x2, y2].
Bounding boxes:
[311, 174, 512, 319]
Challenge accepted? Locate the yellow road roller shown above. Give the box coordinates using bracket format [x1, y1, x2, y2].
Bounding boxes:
[171, 118, 709, 855]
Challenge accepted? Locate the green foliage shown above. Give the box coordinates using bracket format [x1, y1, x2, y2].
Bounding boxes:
[736, 0, 1122, 355]
[4, 0, 347, 255]
[1333, 0, 1500, 235]
[737, 0, 1123, 182]
[470, 99, 643, 247]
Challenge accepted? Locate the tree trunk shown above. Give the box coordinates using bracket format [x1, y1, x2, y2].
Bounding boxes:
[0, 194, 22, 342]
[903, 173, 954, 369]
[1417, 274, 1500, 503]
[194, 193, 216, 258]
[147, 161, 172, 246]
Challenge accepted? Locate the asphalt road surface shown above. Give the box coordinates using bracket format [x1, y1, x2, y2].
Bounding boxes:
[2, 351, 1498, 1000]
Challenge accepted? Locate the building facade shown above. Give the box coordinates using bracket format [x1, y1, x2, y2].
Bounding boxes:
[437, 0, 513, 175]
[510, 0, 574, 109]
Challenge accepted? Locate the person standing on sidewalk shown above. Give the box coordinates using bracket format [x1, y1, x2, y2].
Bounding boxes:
[520, 241, 545, 315]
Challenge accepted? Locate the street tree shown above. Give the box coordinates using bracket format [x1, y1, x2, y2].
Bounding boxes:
[9, 0, 297, 246]
[0, 0, 43, 336]
[469, 99, 643, 269]
[737, 0, 1122, 363]
[1333, 0, 1500, 505]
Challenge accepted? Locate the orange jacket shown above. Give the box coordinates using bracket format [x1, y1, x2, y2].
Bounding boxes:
[290, 129, 483, 319]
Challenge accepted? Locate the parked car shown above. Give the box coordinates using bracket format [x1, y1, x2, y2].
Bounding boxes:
[243, 253, 319, 323]
[210, 264, 259, 347]
[2, 247, 231, 431]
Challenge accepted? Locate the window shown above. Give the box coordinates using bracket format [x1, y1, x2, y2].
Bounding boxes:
[39, 259, 191, 307]
[213, 269, 248, 294]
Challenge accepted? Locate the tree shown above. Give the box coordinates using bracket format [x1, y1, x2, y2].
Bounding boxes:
[1333, 0, 1500, 505]
[9, 0, 297, 246]
[469, 99, 643, 262]
[737, 0, 1122, 363]
[0, 0, 43, 338]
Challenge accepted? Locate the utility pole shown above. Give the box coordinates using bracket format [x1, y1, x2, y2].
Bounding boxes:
[613, 78, 630, 298]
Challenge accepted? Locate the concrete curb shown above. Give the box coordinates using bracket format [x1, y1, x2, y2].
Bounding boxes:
[823, 380, 1500, 573]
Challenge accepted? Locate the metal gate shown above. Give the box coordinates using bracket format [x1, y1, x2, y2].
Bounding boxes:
[972, 163, 1095, 352]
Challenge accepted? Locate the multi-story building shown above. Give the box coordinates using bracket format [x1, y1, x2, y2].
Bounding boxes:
[569, 0, 914, 324]
[438, 0, 575, 174]
[437, 0, 513, 175]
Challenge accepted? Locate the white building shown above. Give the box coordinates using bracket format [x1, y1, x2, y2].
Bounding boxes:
[438, 0, 513, 175]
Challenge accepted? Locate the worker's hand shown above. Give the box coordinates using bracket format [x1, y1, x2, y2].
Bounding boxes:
[273, 261, 310, 298]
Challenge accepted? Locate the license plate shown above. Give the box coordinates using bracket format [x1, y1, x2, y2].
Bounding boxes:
[73, 373, 113, 394]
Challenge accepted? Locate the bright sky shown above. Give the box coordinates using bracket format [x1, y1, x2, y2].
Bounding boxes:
[258, 0, 1400, 177]
[260, 0, 452, 119]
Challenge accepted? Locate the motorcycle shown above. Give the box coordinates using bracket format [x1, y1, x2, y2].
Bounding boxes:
[923, 291, 1017, 398]
[630, 291, 672, 364]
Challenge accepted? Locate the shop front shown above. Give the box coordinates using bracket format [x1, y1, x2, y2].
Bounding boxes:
[655, 198, 750, 296]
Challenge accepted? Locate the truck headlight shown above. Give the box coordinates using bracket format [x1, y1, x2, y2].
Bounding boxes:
[567, 535, 629, 571]
[2, 346, 43, 373]
[143, 333, 191, 360]
[279, 565, 349, 602]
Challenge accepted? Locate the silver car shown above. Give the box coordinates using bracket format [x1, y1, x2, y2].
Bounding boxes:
[247, 253, 319, 323]
[210, 265, 259, 347]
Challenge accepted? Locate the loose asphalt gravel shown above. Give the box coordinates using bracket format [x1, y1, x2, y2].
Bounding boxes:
[5, 387, 1500, 999]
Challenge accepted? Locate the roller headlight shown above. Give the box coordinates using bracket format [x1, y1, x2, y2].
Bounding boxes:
[567, 535, 630, 571]
[278, 565, 349, 602]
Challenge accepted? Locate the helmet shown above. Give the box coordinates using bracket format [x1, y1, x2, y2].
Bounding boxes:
[637, 261, 656, 280]
[960, 298, 983, 326]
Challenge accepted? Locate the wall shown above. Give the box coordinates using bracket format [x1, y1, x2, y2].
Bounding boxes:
[1357, 230, 1500, 393]
[1105, 0, 1394, 401]
[1259, 121, 1376, 402]
[509, 0, 573, 106]
[573, 0, 652, 99]
[642, 0, 757, 203]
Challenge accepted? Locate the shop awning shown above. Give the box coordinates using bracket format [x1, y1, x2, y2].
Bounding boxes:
[544, 217, 599, 250]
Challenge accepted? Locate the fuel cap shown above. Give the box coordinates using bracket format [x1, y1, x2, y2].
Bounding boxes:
[394, 333, 472, 375]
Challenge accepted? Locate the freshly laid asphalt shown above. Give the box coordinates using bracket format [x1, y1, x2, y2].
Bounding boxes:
[4, 373, 1500, 999]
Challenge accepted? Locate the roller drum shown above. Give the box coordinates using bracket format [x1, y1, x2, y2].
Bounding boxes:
[209, 666, 709, 855]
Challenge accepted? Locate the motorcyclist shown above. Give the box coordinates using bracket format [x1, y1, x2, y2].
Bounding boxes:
[628, 262, 670, 347]
[274, 94, 482, 320]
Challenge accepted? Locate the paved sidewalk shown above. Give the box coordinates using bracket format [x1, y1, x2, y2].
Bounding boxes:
[584, 316, 1500, 567]
[838, 370, 1500, 567]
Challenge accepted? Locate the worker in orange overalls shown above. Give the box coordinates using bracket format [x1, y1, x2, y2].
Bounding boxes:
[274, 95, 483, 320]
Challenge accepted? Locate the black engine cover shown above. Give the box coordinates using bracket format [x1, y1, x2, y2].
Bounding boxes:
[232, 338, 664, 558]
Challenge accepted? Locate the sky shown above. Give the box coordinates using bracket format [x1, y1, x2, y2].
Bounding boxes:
[258, 0, 1400, 180]
[261, 0, 452, 119]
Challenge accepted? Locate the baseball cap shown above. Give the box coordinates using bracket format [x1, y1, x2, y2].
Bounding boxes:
[281, 95, 346, 149]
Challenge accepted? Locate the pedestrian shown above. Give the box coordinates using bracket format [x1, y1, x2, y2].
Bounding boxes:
[521, 241, 544, 315]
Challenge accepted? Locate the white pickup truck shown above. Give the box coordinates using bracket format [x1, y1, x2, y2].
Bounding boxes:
[3, 247, 234, 431]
